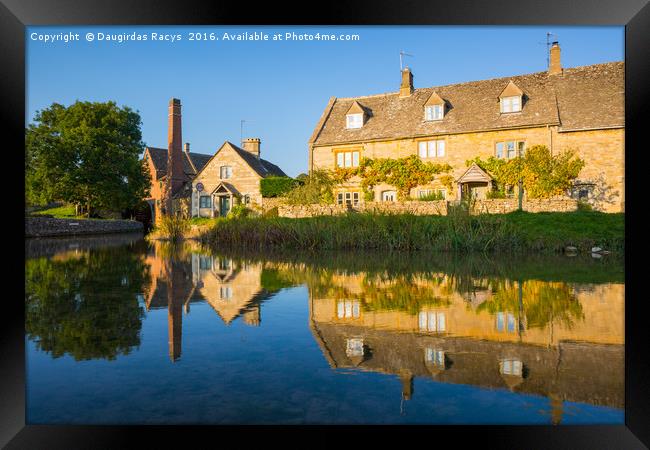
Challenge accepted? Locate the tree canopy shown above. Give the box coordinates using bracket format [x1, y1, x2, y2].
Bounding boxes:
[26, 101, 150, 214]
[468, 145, 585, 199]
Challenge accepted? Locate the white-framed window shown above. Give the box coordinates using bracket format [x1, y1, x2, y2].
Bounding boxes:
[199, 195, 212, 208]
[496, 312, 517, 333]
[425, 104, 444, 121]
[220, 165, 232, 179]
[337, 191, 360, 206]
[381, 190, 397, 202]
[199, 255, 212, 271]
[345, 338, 364, 357]
[499, 358, 523, 376]
[336, 150, 360, 168]
[346, 113, 363, 129]
[418, 311, 446, 332]
[337, 300, 360, 319]
[495, 141, 525, 159]
[418, 140, 446, 158]
[425, 348, 445, 367]
[220, 286, 233, 300]
[500, 95, 522, 113]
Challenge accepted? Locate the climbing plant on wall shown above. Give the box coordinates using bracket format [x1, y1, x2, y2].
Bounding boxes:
[468, 145, 584, 199]
[332, 155, 453, 200]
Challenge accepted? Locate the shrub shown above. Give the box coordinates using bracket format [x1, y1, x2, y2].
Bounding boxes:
[577, 200, 593, 211]
[260, 176, 298, 198]
[486, 190, 507, 199]
[285, 170, 335, 205]
[228, 204, 252, 219]
[363, 190, 375, 202]
[156, 215, 190, 241]
[417, 191, 446, 201]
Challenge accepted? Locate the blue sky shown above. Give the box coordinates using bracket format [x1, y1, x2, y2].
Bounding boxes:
[26, 26, 623, 177]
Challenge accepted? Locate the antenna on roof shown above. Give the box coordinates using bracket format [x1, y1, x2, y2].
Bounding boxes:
[240, 119, 246, 147]
[538, 32, 557, 68]
[399, 50, 413, 71]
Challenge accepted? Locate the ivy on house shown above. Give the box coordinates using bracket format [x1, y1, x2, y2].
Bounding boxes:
[332, 155, 453, 200]
[468, 145, 585, 199]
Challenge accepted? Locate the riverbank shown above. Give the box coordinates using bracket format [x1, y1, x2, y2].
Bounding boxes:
[25, 217, 143, 237]
[198, 210, 624, 254]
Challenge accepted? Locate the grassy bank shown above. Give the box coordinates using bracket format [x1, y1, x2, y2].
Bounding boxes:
[199, 210, 624, 254]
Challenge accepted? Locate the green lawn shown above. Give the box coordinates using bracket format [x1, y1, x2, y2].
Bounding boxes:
[31, 204, 83, 219]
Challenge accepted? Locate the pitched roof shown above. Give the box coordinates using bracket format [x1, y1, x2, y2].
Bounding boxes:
[310, 62, 624, 145]
[144, 147, 212, 178]
[457, 163, 492, 183]
[217, 141, 288, 178]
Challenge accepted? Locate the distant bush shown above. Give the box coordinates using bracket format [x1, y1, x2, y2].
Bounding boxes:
[486, 190, 507, 199]
[261, 176, 299, 198]
[228, 204, 252, 219]
[285, 170, 335, 205]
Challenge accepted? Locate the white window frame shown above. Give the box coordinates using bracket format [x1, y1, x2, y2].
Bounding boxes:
[336, 150, 360, 168]
[220, 165, 232, 179]
[346, 113, 363, 129]
[345, 338, 364, 357]
[425, 348, 445, 367]
[500, 358, 523, 376]
[381, 190, 397, 202]
[418, 311, 446, 332]
[496, 141, 525, 159]
[500, 95, 522, 113]
[220, 286, 233, 300]
[418, 139, 446, 158]
[337, 300, 360, 319]
[425, 104, 444, 121]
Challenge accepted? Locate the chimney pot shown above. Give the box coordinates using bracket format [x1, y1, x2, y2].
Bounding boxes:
[184, 142, 190, 153]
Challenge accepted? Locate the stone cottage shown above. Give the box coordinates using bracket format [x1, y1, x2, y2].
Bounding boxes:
[308, 42, 624, 212]
[142, 98, 286, 221]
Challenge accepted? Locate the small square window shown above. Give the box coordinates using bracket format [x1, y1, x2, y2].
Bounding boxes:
[199, 196, 212, 208]
[346, 113, 363, 129]
[220, 166, 232, 179]
[425, 104, 443, 121]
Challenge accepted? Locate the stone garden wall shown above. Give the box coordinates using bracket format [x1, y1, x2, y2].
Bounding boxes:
[276, 198, 577, 218]
[25, 217, 143, 237]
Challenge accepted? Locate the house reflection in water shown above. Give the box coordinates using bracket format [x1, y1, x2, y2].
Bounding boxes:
[142, 243, 270, 362]
[307, 272, 624, 423]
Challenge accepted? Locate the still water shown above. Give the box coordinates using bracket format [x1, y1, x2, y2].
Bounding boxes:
[25, 233, 624, 424]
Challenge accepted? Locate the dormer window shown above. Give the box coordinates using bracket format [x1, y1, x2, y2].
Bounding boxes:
[498, 80, 524, 114]
[345, 101, 366, 129]
[425, 104, 444, 121]
[424, 91, 445, 121]
[500, 96, 522, 113]
[346, 113, 363, 129]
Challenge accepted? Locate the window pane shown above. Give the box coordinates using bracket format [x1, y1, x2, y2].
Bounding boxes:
[496, 143, 504, 158]
[428, 312, 436, 331]
[425, 106, 433, 120]
[512, 96, 521, 111]
[352, 301, 359, 318]
[518, 141, 525, 157]
[337, 193, 343, 205]
[428, 141, 436, 157]
[437, 140, 445, 157]
[496, 312, 505, 331]
[337, 153, 344, 167]
[337, 301, 344, 318]
[435, 105, 443, 119]
[507, 313, 516, 332]
[437, 313, 446, 332]
[352, 151, 359, 167]
[345, 152, 352, 167]
[419, 141, 427, 158]
[419, 311, 427, 330]
[345, 301, 352, 318]
[507, 142, 515, 158]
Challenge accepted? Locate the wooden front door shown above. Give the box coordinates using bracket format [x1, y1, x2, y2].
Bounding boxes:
[219, 196, 230, 216]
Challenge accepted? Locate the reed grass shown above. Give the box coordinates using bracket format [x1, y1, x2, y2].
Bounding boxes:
[199, 209, 623, 254]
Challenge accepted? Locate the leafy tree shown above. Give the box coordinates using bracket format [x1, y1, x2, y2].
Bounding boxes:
[285, 169, 335, 204]
[26, 101, 151, 215]
[260, 176, 298, 198]
[25, 245, 149, 360]
[468, 145, 584, 199]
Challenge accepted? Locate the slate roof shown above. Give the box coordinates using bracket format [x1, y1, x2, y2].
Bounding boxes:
[309, 62, 624, 146]
[145, 147, 212, 178]
[227, 142, 288, 178]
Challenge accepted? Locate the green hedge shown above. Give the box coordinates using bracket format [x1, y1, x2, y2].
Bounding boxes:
[260, 176, 298, 198]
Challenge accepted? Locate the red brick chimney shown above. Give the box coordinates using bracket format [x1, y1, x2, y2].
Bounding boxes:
[167, 98, 184, 196]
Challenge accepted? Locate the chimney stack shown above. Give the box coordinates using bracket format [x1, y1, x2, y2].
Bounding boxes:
[242, 138, 261, 158]
[549, 41, 562, 75]
[400, 67, 414, 97]
[167, 98, 184, 196]
[184, 142, 190, 154]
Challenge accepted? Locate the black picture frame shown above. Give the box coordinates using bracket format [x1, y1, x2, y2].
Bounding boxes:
[6, 0, 648, 447]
